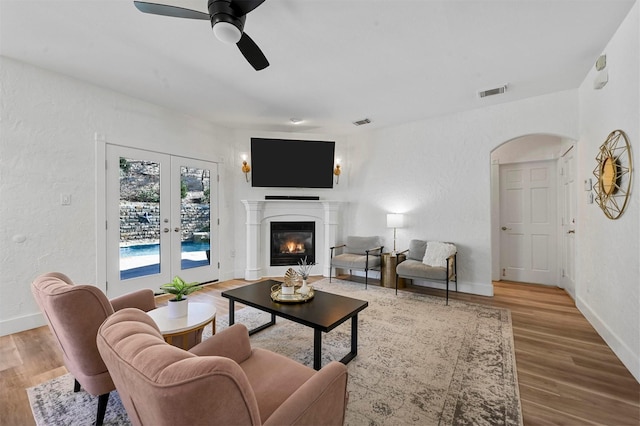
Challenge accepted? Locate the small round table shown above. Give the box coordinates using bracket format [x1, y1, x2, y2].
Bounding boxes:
[381, 252, 406, 288]
[146, 302, 216, 350]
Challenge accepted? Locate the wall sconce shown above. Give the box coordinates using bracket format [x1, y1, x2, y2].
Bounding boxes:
[386, 213, 404, 255]
[333, 158, 341, 184]
[241, 154, 251, 182]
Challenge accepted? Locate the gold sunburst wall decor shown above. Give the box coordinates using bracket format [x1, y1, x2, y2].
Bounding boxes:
[592, 130, 633, 220]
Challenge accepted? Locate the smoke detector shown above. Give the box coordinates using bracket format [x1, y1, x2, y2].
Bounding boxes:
[478, 84, 508, 98]
[353, 118, 371, 126]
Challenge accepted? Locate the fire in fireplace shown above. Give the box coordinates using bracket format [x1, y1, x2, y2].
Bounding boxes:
[270, 221, 315, 266]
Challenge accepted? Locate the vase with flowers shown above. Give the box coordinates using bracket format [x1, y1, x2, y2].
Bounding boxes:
[297, 257, 315, 295]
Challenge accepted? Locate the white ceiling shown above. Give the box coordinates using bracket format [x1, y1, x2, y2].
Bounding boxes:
[1, 0, 636, 134]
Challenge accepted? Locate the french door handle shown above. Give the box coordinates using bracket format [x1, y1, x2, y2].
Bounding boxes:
[163, 228, 169, 233]
[174, 227, 180, 232]
[501, 226, 512, 231]
[567, 230, 575, 234]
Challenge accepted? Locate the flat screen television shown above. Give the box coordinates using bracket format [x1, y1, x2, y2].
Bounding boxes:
[251, 138, 335, 188]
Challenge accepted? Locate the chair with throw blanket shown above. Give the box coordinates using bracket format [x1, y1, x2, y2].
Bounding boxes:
[96, 308, 349, 426]
[395, 239, 457, 304]
[31, 272, 156, 426]
[329, 236, 384, 288]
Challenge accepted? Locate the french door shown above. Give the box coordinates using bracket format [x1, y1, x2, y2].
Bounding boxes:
[106, 145, 218, 298]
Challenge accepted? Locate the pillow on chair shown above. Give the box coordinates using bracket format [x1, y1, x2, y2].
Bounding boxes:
[422, 242, 456, 268]
[408, 239, 428, 261]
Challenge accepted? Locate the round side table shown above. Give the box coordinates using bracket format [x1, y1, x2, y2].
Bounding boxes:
[381, 252, 406, 289]
[146, 302, 216, 350]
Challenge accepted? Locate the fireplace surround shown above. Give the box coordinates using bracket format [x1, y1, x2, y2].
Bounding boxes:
[241, 200, 342, 280]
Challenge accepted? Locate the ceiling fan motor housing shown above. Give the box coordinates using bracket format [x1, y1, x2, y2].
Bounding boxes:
[208, 0, 246, 34]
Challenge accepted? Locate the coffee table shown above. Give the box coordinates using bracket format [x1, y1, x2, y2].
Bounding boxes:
[146, 302, 216, 350]
[222, 280, 368, 370]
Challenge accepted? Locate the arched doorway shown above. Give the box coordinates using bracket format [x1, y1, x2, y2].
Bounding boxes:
[490, 134, 577, 297]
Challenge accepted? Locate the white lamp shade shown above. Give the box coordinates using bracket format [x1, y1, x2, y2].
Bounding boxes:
[386, 213, 404, 228]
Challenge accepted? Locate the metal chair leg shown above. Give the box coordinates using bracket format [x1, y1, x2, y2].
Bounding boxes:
[446, 279, 449, 306]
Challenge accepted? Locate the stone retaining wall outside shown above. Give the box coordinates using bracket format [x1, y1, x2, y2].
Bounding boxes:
[120, 202, 210, 244]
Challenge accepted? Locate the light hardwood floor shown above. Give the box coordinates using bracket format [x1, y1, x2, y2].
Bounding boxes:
[1, 277, 638, 425]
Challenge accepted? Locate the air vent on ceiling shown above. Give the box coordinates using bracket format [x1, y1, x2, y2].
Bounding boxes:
[353, 118, 371, 126]
[478, 84, 508, 98]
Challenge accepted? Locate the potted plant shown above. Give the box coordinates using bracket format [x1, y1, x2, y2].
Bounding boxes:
[160, 276, 203, 318]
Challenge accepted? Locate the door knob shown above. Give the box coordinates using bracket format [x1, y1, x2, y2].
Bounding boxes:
[501, 226, 512, 231]
[174, 227, 180, 232]
[163, 228, 169, 233]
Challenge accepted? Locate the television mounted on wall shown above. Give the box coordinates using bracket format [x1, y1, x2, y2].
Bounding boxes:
[250, 138, 335, 188]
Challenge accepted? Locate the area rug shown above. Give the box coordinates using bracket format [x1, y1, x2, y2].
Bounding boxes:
[28, 278, 522, 426]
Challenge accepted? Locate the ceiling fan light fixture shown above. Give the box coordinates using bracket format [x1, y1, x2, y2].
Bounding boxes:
[213, 21, 242, 44]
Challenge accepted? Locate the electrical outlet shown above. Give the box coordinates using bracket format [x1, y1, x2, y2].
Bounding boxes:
[60, 194, 71, 205]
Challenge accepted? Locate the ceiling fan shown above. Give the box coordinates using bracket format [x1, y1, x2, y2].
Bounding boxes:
[134, 0, 269, 71]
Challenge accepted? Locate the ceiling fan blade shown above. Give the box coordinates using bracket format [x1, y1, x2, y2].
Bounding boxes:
[236, 32, 269, 70]
[230, 0, 266, 16]
[133, 1, 209, 20]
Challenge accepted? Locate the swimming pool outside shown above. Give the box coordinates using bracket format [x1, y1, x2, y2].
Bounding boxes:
[120, 241, 210, 257]
[120, 241, 210, 280]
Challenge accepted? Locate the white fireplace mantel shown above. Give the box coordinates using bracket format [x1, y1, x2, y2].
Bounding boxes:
[241, 199, 343, 280]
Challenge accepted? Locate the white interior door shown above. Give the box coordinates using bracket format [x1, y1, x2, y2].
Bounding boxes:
[500, 161, 557, 285]
[559, 148, 576, 296]
[106, 145, 218, 298]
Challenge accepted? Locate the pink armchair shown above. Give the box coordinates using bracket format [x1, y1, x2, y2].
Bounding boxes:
[97, 308, 349, 426]
[31, 272, 156, 426]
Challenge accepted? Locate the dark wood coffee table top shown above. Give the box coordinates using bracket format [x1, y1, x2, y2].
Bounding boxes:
[221, 279, 368, 332]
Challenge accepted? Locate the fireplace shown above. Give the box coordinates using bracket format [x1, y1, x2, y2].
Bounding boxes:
[270, 221, 315, 266]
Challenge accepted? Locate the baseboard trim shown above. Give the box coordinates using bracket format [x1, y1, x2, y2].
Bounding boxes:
[411, 280, 494, 297]
[0, 312, 45, 337]
[576, 296, 639, 382]
[327, 272, 494, 297]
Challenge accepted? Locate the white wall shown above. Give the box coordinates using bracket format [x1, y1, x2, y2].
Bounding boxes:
[343, 91, 578, 296]
[491, 134, 565, 164]
[0, 57, 235, 335]
[577, 2, 639, 381]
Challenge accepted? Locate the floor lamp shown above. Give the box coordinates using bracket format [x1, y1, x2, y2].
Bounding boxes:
[386, 213, 404, 256]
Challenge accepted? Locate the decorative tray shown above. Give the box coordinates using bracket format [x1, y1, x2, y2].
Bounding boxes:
[270, 283, 315, 303]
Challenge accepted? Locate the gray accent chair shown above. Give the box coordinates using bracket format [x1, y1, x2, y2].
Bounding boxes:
[395, 239, 457, 304]
[329, 236, 384, 288]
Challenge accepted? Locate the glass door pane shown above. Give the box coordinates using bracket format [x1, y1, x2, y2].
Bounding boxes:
[119, 157, 162, 279]
[179, 166, 211, 270]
